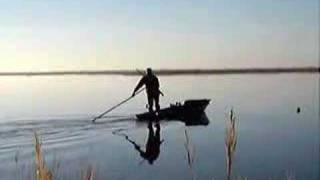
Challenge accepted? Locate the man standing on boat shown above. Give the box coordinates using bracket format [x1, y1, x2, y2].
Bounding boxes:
[132, 68, 161, 113]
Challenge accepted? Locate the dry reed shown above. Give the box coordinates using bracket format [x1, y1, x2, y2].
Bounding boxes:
[225, 109, 238, 180]
[82, 165, 95, 180]
[184, 128, 196, 180]
[34, 132, 53, 180]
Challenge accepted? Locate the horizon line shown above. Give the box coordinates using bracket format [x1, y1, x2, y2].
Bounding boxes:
[0, 66, 319, 76]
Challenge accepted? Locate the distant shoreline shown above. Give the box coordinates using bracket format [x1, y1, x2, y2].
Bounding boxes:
[0, 67, 319, 76]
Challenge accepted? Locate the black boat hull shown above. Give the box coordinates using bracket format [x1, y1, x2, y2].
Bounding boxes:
[136, 99, 210, 126]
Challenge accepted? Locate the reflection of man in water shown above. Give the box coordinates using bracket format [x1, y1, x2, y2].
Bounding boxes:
[134, 121, 163, 164]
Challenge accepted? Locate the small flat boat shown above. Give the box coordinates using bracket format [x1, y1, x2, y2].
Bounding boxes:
[136, 99, 210, 125]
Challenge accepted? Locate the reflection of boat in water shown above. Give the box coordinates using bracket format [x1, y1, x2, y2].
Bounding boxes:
[136, 99, 211, 126]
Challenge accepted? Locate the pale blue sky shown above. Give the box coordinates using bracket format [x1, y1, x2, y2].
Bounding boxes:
[0, 0, 319, 71]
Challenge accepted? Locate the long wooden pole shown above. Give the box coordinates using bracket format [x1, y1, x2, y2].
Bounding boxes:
[92, 87, 145, 122]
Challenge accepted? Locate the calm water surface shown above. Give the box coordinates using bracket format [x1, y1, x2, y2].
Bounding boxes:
[0, 74, 319, 179]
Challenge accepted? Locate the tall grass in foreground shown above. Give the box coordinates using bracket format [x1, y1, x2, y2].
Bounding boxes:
[81, 166, 95, 180]
[33, 132, 95, 180]
[184, 129, 196, 180]
[34, 132, 53, 180]
[225, 109, 237, 180]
